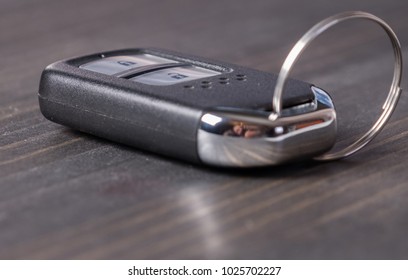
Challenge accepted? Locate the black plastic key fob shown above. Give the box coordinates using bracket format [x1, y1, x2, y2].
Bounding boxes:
[38, 48, 336, 167]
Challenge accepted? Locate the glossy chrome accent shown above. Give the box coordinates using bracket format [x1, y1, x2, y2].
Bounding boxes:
[197, 86, 337, 167]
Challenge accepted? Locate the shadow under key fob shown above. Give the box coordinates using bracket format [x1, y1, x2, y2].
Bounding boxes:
[38, 48, 336, 167]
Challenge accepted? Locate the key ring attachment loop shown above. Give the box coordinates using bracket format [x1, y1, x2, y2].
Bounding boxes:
[270, 11, 403, 161]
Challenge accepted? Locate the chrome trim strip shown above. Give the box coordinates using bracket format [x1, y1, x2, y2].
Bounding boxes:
[197, 86, 337, 167]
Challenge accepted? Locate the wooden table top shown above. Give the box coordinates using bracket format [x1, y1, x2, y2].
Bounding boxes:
[1, 0, 407, 259]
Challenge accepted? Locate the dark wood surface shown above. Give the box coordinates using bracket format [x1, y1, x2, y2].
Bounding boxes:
[1, 0, 408, 259]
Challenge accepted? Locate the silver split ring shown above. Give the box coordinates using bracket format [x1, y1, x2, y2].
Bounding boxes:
[271, 11, 403, 161]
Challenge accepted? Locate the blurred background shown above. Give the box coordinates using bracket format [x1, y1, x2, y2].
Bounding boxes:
[2, 0, 407, 140]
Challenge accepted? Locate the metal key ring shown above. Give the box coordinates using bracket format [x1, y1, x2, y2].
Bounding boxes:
[271, 11, 403, 161]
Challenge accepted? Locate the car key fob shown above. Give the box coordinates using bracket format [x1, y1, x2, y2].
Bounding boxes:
[38, 48, 336, 167]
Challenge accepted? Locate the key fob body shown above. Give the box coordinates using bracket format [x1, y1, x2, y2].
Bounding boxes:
[38, 48, 336, 167]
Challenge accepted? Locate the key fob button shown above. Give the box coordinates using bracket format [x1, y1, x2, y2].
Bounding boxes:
[131, 65, 221, 85]
[80, 54, 177, 75]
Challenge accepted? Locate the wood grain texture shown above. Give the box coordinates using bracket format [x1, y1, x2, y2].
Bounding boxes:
[1, 0, 408, 259]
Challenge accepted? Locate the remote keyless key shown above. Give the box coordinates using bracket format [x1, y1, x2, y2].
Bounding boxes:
[38, 48, 336, 167]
